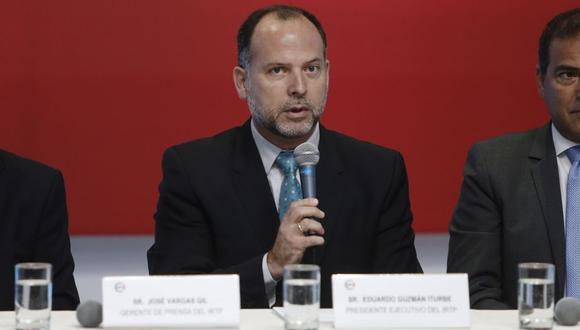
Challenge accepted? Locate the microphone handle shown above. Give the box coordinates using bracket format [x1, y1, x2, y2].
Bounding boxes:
[299, 165, 318, 264]
[299, 165, 316, 198]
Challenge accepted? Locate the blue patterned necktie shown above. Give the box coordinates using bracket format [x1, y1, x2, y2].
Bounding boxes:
[566, 145, 580, 299]
[275, 151, 303, 220]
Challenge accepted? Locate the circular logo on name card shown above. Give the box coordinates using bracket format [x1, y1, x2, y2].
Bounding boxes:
[114, 282, 126, 293]
[345, 280, 356, 290]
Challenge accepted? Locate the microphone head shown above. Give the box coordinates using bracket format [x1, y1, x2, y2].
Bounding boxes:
[555, 297, 580, 326]
[76, 300, 103, 328]
[294, 142, 320, 166]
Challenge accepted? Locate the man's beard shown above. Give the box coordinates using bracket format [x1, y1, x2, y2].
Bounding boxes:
[247, 91, 327, 139]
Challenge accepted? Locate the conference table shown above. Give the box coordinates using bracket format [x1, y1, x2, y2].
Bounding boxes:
[0, 309, 578, 329]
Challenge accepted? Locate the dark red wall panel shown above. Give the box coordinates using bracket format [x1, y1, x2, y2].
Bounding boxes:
[0, 1, 573, 233]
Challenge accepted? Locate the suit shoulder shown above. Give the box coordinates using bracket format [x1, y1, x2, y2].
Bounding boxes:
[469, 126, 542, 160]
[325, 129, 402, 163]
[163, 126, 240, 160]
[0, 149, 61, 183]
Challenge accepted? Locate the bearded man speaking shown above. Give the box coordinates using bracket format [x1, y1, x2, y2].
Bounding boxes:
[147, 4, 422, 308]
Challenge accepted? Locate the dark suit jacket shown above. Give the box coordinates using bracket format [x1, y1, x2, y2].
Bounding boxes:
[0, 149, 79, 310]
[148, 120, 422, 308]
[447, 124, 564, 309]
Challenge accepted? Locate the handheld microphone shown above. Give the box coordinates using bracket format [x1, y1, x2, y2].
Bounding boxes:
[76, 300, 103, 328]
[555, 297, 580, 326]
[294, 142, 319, 199]
[294, 142, 320, 265]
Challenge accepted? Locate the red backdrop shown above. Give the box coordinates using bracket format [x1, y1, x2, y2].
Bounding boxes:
[0, 1, 574, 234]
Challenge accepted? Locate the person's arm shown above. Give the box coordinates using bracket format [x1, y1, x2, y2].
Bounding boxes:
[373, 152, 422, 273]
[447, 145, 510, 309]
[33, 170, 80, 310]
[147, 147, 269, 308]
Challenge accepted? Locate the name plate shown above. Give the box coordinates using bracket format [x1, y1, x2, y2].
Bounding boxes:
[332, 274, 470, 328]
[102, 275, 240, 328]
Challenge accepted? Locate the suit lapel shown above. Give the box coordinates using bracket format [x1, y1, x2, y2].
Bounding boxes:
[529, 124, 565, 294]
[232, 121, 280, 252]
[313, 126, 345, 265]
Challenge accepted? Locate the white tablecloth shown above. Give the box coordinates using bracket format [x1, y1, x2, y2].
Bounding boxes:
[0, 309, 577, 329]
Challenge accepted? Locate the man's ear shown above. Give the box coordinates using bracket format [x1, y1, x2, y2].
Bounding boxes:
[535, 65, 545, 98]
[233, 66, 248, 99]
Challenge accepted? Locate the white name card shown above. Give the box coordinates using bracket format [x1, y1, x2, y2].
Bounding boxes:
[102, 275, 240, 328]
[332, 274, 470, 328]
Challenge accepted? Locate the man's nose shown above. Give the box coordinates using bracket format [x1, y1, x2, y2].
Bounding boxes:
[288, 70, 307, 97]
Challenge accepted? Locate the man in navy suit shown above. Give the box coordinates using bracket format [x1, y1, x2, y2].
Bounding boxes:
[148, 4, 422, 308]
[0, 149, 79, 310]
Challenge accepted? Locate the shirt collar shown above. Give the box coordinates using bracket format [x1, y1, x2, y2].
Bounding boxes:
[251, 119, 320, 174]
[552, 123, 579, 157]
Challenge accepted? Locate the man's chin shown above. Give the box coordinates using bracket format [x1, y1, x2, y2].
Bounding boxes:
[274, 122, 316, 139]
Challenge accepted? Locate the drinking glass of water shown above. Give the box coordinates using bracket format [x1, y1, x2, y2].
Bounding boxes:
[518, 262, 555, 329]
[283, 264, 320, 330]
[15, 263, 52, 330]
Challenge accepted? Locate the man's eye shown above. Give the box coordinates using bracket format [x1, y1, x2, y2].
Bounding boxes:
[269, 67, 285, 74]
[557, 71, 579, 81]
[305, 65, 320, 73]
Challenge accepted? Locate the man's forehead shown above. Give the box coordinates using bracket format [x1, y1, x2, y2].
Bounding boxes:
[253, 13, 313, 36]
[549, 34, 580, 64]
[249, 14, 324, 59]
[550, 33, 580, 52]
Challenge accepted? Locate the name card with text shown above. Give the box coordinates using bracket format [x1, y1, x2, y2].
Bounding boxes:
[332, 274, 469, 328]
[102, 275, 240, 328]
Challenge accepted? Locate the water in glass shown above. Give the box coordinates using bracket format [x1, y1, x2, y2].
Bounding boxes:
[15, 279, 51, 330]
[284, 278, 320, 330]
[518, 278, 554, 330]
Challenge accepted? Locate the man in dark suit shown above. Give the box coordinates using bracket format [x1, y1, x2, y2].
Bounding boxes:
[0, 149, 79, 310]
[148, 4, 422, 308]
[448, 8, 580, 309]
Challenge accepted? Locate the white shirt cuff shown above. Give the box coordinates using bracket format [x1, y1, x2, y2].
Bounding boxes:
[262, 253, 277, 307]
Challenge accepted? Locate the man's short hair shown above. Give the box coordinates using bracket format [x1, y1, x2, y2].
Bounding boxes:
[237, 4, 327, 69]
[539, 8, 580, 75]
